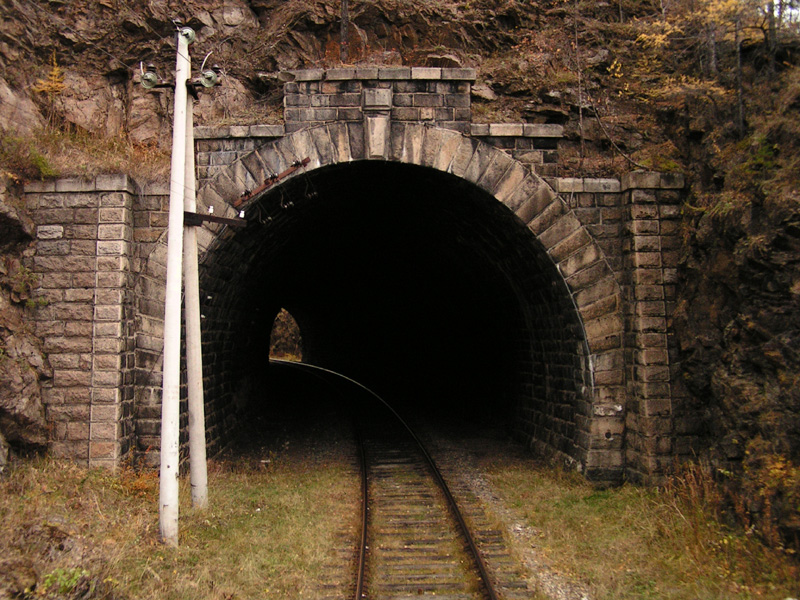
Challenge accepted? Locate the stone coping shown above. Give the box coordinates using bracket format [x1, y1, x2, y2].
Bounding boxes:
[24, 174, 136, 194]
[547, 173, 685, 193]
[470, 123, 564, 138]
[621, 171, 684, 190]
[195, 124, 285, 139]
[286, 67, 477, 82]
[194, 122, 564, 140]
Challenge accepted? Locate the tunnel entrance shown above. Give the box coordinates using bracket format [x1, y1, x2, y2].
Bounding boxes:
[196, 160, 592, 466]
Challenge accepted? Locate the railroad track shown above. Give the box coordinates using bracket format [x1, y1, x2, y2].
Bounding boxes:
[270, 360, 533, 600]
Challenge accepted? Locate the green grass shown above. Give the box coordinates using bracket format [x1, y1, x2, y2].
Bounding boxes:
[487, 460, 800, 600]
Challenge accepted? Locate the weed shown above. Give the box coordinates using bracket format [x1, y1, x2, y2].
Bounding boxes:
[0, 135, 58, 181]
[41, 567, 89, 595]
[0, 258, 43, 306]
[488, 459, 800, 600]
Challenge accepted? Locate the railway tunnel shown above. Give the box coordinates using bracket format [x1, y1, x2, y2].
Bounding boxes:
[194, 159, 592, 465]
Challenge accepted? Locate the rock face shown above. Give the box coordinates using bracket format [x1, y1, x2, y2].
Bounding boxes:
[0, 0, 534, 144]
[676, 207, 800, 462]
[675, 204, 800, 541]
[0, 180, 50, 468]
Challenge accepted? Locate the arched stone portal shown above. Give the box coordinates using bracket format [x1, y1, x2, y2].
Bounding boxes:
[135, 123, 628, 483]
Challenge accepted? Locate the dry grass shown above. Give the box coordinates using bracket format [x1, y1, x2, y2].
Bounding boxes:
[0, 127, 171, 187]
[34, 128, 171, 185]
[487, 459, 800, 600]
[0, 448, 358, 600]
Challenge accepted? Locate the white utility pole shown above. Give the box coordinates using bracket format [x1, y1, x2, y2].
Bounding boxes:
[184, 87, 208, 510]
[159, 24, 195, 547]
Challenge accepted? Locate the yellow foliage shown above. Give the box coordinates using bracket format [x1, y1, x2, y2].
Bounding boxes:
[635, 20, 684, 49]
[32, 51, 65, 98]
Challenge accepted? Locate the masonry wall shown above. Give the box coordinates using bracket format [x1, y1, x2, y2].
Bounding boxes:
[25, 176, 139, 467]
[23, 67, 688, 481]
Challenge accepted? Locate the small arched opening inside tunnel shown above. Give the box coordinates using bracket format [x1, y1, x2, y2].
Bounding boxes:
[198, 161, 592, 463]
[268, 309, 303, 362]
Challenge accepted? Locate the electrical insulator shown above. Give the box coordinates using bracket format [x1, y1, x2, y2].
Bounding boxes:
[141, 63, 159, 89]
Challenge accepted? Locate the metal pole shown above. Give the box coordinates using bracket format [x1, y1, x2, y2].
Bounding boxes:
[159, 25, 194, 547]
[184, 88, 208, 510]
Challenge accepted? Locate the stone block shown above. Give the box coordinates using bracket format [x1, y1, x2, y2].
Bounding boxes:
[98, 207, 127, 223]
[37, 225, 64, 240]
[90, 422, 118, 441]
[630, 204, 659, 220]
[555, 177, 584, 193]
[94, 321, 123, 337]
[249, 124, 284, 138]
[411, 67, 442, 79]
[583, 178, 620, 193]
[538, 212, 582, 249]
[97, 223, 131, 241]
[379, 67, 411, 79]
[25, 180, 56, 193]
[488, 123, 524, 136]
[631, 189, 657, 203]
[432, 131, 464, 173]
[93, 387, 121, 404]
[99, 192, 128, 208]
[559, 243, 601, 278]
[89, 441, 118, 460]
[631, 251, 662, 268]
[284, 93, 310, 107]
[632, 235, 661, 252]
[226, 125, 248, 138]
[95, 304, 123, 321]
[660, 172, 685, 189]
[347, 122, 365, 159]
[493, 163, 529, 205]
[292, 69, 324, 81]
[365, 115, 390, 159]
[96, 240, 129, 256]
[435, 107, 454, 121]
[56, 179, 94, 193]
[470, 123, 489, 136]
[326, 67, 356, 80]
[445, 93, 470, 108]
[356, 67, 379, 79]
[363, 88, 393, 108]
[523, 123, 564, 137]
[420, 126, 447, 168]
[54, 369, 92, 388]
[527, 199, 566, 234]
[391, 107, 420, 121]
[441, 68, 476, 80]
[622, 171, 662, 190]
[413, 94, 444, 107]
[36, 240, 71, 255]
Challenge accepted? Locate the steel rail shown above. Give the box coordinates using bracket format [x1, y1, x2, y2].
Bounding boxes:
[269, 359, 501, 600]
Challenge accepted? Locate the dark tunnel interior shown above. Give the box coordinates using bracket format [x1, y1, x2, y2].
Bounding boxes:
[198, 161, 589, 453]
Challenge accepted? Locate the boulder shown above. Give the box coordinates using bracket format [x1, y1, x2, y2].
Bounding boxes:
[0, 78, 43, 136]
[0, 178, 34, 253]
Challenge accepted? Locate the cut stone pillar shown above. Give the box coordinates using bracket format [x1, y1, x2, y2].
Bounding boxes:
[363, 87, 392, 159]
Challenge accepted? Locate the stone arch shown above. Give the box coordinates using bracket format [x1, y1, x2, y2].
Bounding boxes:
[135, 123, 625, 481]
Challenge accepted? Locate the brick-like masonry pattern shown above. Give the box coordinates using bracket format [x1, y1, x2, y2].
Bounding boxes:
[23, 68, 688, 483]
